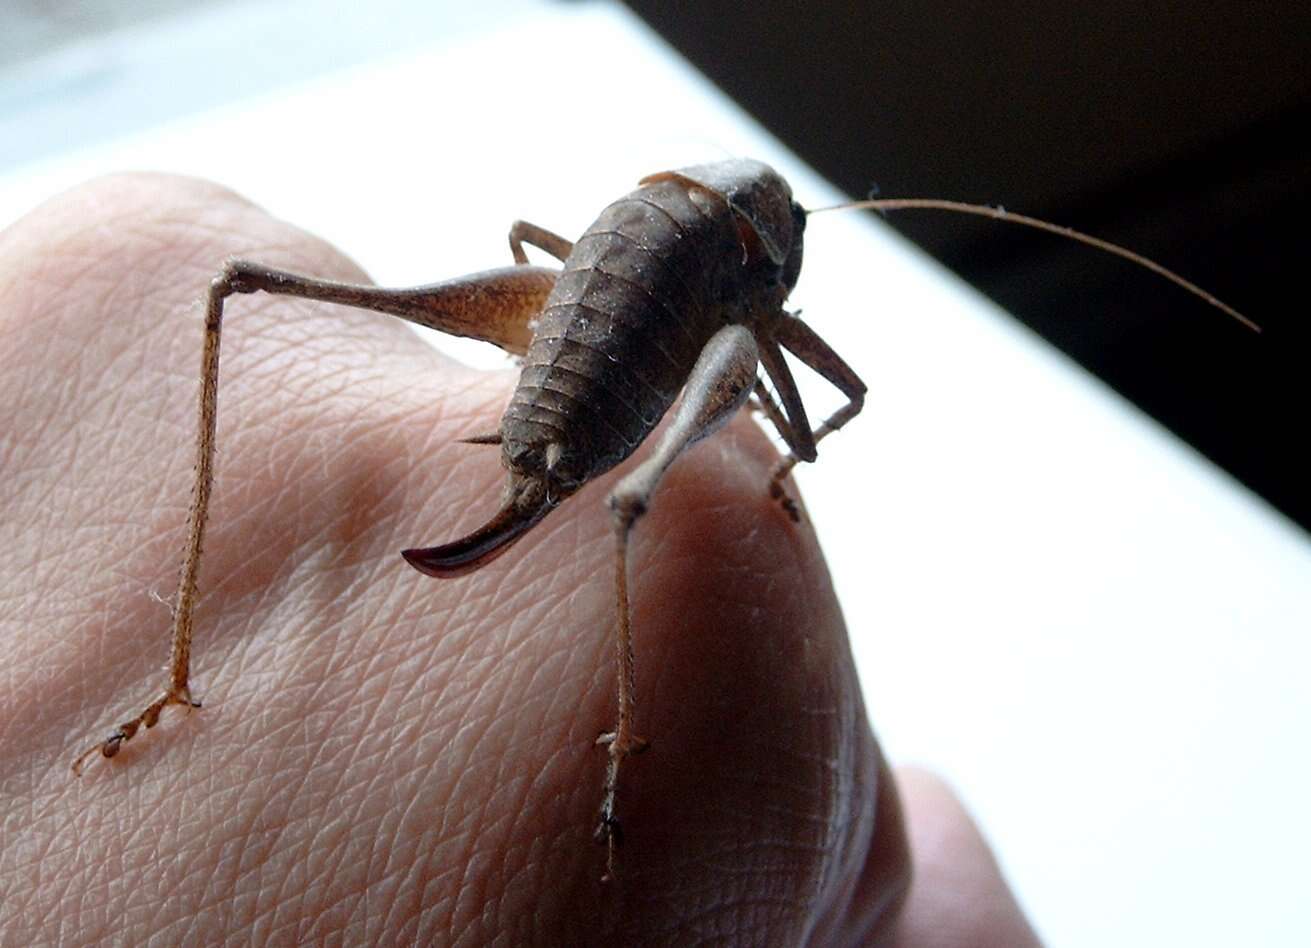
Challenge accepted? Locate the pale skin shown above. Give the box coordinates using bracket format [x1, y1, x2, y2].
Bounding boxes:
[0, 175, 1040, 946]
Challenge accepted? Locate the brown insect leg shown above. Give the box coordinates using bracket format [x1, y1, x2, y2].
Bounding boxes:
[198, 261, 558, 354]
[749, 380, 805, 521]
[767, 314, 868, 508]
[595, 324, 760, 880]
[756, 334, 818, 462]
[750, 324, 825, 522]
[73, 260, 557, 775]
[508, 220, 574, 265]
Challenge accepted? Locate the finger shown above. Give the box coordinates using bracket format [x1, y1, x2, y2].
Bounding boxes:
[808, 745, 912, 946]
[888, 767, 1043, 948]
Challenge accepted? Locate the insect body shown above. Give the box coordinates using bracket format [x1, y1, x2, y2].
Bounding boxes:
[72, 158, 1254, 881]
[401, 161, 815, 577]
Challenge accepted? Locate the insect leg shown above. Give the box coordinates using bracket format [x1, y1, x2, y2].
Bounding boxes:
[73, 260, 557, 774]
[508, 220, 574, 265]
[750, 326, 829, 520]
[768, 314, 868, 503]
[205, 261, 558, 353]
[756, 336, 818, 462]
[749, 380, 807, 520]
[595, 324, 760, 880]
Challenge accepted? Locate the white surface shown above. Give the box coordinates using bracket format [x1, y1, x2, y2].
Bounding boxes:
[2, 3, 1308, 944]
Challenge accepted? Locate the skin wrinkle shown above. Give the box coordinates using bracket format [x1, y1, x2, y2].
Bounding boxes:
[465, 773, 535, 921]
[188, 404, 414, 606]
[240, 434, 402, 600]
[184, 785, 246, 923]
[256, 768, 325, 933]
[244, 758, 324, 934]
[425, 692, 511, 859]
[375, 760, 444, 937]
[301, 799, 370, 940]
[3, 363, 150, 526]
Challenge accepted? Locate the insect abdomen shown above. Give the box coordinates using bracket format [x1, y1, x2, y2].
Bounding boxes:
[501, 178, 742, 482]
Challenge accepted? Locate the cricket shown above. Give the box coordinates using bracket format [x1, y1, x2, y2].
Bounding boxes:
[70, 158, 1258, 881]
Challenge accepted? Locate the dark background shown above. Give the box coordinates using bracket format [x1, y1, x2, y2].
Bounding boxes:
[625, 1, 1309, 533]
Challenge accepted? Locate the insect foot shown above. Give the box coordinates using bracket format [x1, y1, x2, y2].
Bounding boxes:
[768, 474, 803, 523]
[594, 730, 651, 882]
[71, 687, 200, 775]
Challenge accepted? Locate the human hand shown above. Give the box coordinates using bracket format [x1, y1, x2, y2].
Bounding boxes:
[0, 175, 1037, 946]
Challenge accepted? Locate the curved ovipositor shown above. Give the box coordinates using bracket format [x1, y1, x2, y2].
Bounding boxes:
[402, 476, 554, 577]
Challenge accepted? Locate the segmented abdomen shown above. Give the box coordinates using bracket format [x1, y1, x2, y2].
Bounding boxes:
[501, 179, 741, 481]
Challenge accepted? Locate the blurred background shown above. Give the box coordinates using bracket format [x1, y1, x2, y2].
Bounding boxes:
[4, 0, 1307, 530]
[626, 1, 1310, 534]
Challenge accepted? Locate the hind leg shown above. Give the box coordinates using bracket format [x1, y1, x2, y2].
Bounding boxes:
[74, 260, 557, 774]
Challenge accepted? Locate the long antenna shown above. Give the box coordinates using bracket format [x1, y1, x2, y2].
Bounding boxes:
[808, 198, 1261, 333]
